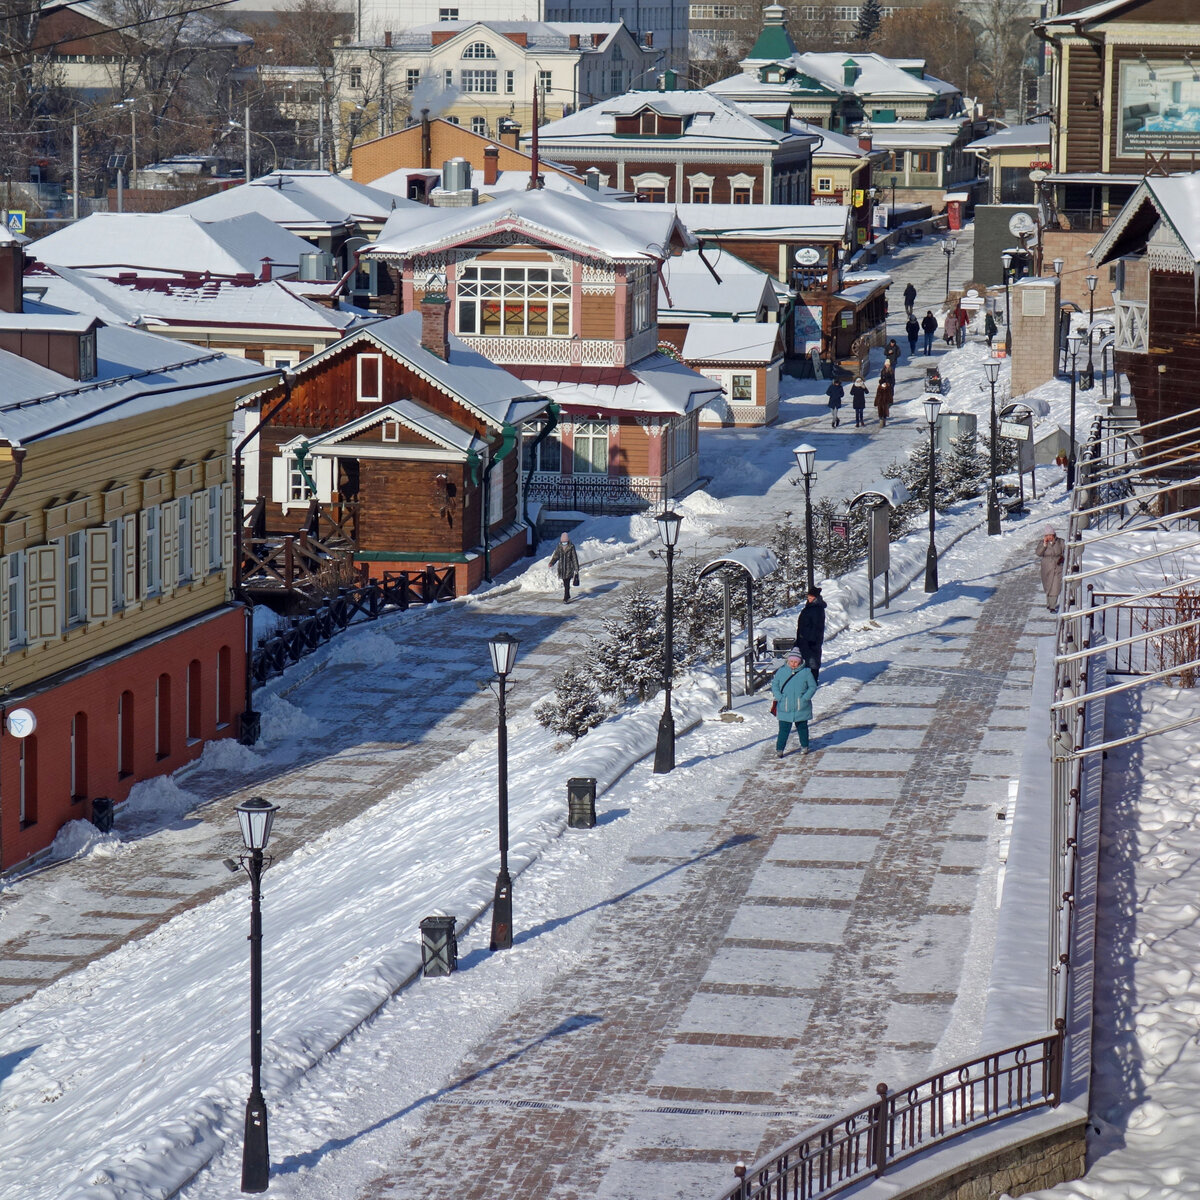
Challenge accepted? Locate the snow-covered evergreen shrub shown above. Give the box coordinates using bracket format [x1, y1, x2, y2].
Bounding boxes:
[593, 585, 665, 702]
[674, 560, 727, 663]
[534, 664, 609, 740]
[942, 430, 985, 501]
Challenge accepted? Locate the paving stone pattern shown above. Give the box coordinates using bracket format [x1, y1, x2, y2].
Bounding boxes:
[355, 541, 1055, 1200]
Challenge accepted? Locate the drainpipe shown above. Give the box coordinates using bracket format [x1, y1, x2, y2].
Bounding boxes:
[521, 403, 558, 554]
[234, 370, 293, 746]
[481, 422, 518, 581]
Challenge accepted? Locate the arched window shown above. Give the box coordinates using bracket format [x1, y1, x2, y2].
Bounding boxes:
[470, 115, 487, 135]
[71, 712, 88, 801]
[216, 647, 232, 728]
[187, 659, 202, 743]
[462, 41, 496, 58]
[118, 690, 135, 777]
[156, 673, 171, 759]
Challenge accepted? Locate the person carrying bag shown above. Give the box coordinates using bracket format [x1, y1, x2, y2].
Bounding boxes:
[770, 647, 818, 757]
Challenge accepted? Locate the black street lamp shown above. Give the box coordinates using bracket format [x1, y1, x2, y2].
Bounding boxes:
[889, 174, 897, 226]
[1065, 330, 1082, 491]
[653, 509, 682, 775]
[1001, 249, 1014, 357]
[792, 443, 817, 592]
[868, 185, 879, 243]
[923, 394, 942, 593]
[983, 357, 1002, 535]
[1084, 273, 1098, 387]
[235, 795, 279, 1195]
[942, 236, 957, 299]
[488, 631, 520, 951]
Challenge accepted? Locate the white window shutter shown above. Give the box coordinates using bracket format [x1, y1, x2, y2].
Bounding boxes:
[192, 493, 206, 577]
[86, 526, 112, 621]
[0, 553, 9, 653]
[161, 501, 179, 593]
[139, 510, 150, 598]
[315, 456, 334, 502]
[221, 482, 234, 568]
[271, 456, 286, 503]
[123, 512, 139, 605]
[26, 544, 61, 642]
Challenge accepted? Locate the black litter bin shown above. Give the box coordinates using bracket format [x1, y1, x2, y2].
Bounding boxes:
[91, 797, 114, 833]
[419, 915, 458, 977]
[567, 777, 597, 828]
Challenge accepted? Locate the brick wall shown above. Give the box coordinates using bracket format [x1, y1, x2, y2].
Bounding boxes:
[1011, 278, 1060, 399]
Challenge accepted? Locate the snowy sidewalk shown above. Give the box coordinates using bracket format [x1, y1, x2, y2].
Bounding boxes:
[170, 527, 1055, 1200]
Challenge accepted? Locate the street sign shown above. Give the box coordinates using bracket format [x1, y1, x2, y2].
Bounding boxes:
[1000, 419, 1030, 440]
[6, 210, 25, 234]
[827, 514, 850, 544]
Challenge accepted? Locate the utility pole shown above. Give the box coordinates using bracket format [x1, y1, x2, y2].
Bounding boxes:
[245, 104, 252, 183]
[318, 95, 325, 171]
[72, 124, 79, 222]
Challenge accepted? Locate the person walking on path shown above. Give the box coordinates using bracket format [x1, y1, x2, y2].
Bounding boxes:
[875, 361, 895, 426]
[984, 310, 998, 349]
[905, 314, 920, 355]
[885, 338, 902, 369]
[1035, 527, 1066, 611]
[903, 282, 917, 316]
[944, 310, 958, 347]
[955, 301, 968, 346]
[921, 310, 938, 355]
[548, 532, 581, 604]
[794, 587, 827, 681]
[771, 648, 818, 757]
[850, 376, 868, 426]
[826, 377, 844, 427]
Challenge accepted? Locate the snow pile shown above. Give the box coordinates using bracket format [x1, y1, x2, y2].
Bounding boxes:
[258, 695, 322, 746]
[181, 735, 261, 776]
[45, 818, 127, 863]
[327, 628, 401, 666]
[119, 773, 203, 823]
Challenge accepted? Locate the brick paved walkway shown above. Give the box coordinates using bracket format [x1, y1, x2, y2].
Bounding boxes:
[346, 537, 1053, 1200]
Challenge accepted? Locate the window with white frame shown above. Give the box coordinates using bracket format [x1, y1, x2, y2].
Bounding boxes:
[688, 173, 714, 203]
[443, 69, 453, 90]
[268, 351, 299, 371]
[288, 453, 313, 503]
[67, 530, 85, 625]
[406, 68, 420, 91]
[357, 352, 382, 402]
[632, 171, 669, 202]
[731, 373, 754, 401]
[538, 69, 552, 94]
[522, 429, 561, 472]
[5, 550, 24, 649]
[108, 518, 124, 609]
[177, 494, 192, 583]
[462, 40, 496, 57]
[816, 176, 833, 192]
[470, 115, 486, 135]
[505, 69, 514, 93]
[729, 173, 754, 203]
[461, 69, 497, 93]
[572, 421, 609, 474]
[671, 413, 696, 466]
[349, 66, 363, 89]
[487, 461, 504, 526]
[629, 263, 652, 333]
[456, 263, 571, 337]
[439, 6, 458, 16]
[381, 419, 401, 442]
[143, 506, 161, 596]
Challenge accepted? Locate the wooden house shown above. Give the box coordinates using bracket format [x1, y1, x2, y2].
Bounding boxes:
[248, 308, 548, 595]
[684, 324, 785, 427]
[359, 189, 723, 513]
[0, 232, 275, 871]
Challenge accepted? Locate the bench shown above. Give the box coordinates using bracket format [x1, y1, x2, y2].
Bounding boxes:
[1000, 494, 1026, 519]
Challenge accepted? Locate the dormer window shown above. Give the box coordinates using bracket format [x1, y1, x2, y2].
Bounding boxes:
[766, 68, 783, 83]
[462, 41, 496, 58]
[78, 331, 97, 381]
[640, 110, 658, 134]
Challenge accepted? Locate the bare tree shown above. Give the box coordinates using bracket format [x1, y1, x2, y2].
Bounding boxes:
[871, 1, 981, 101]
[961, 0, 1038, 118]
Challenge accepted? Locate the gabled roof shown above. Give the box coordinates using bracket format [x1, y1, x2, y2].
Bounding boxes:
[24, 262, 358, 334]
[0, 317, 271, 445]
[300, 399, 487, 458]
[658, 249, 782, 318]
[712, 51, 959, 103]
[681, 322, 781, 363]
[1090, 173, 1200, 266]
[172, 171, 417, 229]
[519, 353, 723, 416]
[967, 122, 1052, 152]
[744, 4, 796, 63]
[367, 165, 630, 202]
[31, 212, 315, 278]
[1037, 0, 1174, 31]
[280, 312, 547, 429]
[365, 189, 695, 262]
[533, 89, 819, 150]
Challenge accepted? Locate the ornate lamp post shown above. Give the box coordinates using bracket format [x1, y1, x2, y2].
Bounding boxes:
[1001, 249, 1014, 357]
[1066, 330, 1082, 491]
[792, 444, 817, 592]
[942, 236, 957, 299]
[235, 795, 280, 1194]
[653, 509, 682, 774]
[983, 357, 1002, 535]
[868, 185, 879, 243]
[923, 394, 942, 593]
[1083, 273, 1099, 388]
[1052, 257, 1064, 277]
[488, 631, 520, 950]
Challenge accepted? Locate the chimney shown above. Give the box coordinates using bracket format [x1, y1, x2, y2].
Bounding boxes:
[584, 166, 600, 190]
[420, 287, 450, 360]
[504, 31, 528, 47]
[497, 119, 520, 149]
[383, 29, 392, 47]
[0, 240, 25, 313]
[431, 29, 456, 46]
[569, 33, 579, 49]
[260, 256, 273, 282]
[858, 134, 872, 151]
[644, 31, 653, 48]
[592, 32, 603, 47]
[483, 145, 500, 186]
[421, 108, 432, 168]
[528, 84, 541, 190]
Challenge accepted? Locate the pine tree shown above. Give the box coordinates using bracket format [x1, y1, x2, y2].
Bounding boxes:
[855, 0, 883, 44]
[534, 663, 609, 741]
[674, 560, 726, 663]
[593, 585, 664, 702]
[942, 430, 985, 502]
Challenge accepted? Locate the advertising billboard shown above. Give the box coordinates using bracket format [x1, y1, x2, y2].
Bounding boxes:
[1119, 61, 1200, 156]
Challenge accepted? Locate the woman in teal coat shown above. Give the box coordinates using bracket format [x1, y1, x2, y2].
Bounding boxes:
[771, 647, 818, 756]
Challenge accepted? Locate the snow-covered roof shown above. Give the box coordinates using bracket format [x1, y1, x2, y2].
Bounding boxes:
[1037, 0, 1139, 28]
[1090, 173, 1200, 265]
[865, 120, 972, 149]
[376, 19, 628, 52]
[728, 51, 959, 101]
[967, 123, 1052, 152]
[41, 0, 251, 46]
[795, 120, 870, 160]
[521, 353, 722, 416]
[658, 249, 781, 317]
[287, 312, 547, 429]
[25, 262, 357, 334]
[31, 213, 315, 279]
[367, 165, 629, 202]
[698, 545, 778, 581]
[365, 190, 694, 262]
[532, 90, 819, 151]
[834, 275, 893, 304]
[681, 322, 781, 363]
[637, 201, 850, 241]
[0, 312, 99, 333]
[302, 399, 486, 458]
[0, 319, 270, 445]
[171, 171, 413, 229]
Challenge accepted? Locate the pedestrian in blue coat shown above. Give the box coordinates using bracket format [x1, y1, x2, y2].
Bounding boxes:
[771, 648, 818, 757]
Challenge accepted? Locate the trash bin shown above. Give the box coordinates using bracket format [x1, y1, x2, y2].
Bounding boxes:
[419, 915, 458, 977]
[91, 797, 114, 833]
[567, 777, 597, 829]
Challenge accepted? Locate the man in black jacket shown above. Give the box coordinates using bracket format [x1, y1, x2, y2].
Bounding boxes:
[794, 587, 827, 681]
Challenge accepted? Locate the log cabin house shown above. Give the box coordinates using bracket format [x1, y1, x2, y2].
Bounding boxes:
[0, 232, 276, 871]
[359, 189, 723, 513]
[247, 308, 548, 596]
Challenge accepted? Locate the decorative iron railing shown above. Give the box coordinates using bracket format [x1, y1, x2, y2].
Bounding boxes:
[718, 1036, 1061, 1200]
[527, 473, 666, 515]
